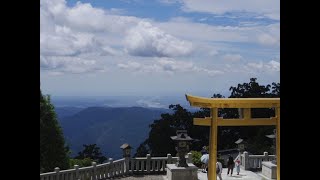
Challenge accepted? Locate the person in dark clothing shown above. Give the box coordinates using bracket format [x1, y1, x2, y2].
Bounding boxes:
[227, 154, 235, 176]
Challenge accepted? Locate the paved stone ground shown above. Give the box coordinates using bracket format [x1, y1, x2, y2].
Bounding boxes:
[118, 174, 166, 180]
[116, 167, 271, 180]
[197, 168, 269, 180]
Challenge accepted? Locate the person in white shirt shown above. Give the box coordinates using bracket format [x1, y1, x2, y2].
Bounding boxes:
[216, 160, 223, 180]
[235, 158, 241, 175]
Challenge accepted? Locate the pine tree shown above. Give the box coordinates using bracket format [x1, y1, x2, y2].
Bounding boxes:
[40, 89, 69, 172]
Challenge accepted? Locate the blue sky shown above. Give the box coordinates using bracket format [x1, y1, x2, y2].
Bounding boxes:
[40, 0, 279, 97]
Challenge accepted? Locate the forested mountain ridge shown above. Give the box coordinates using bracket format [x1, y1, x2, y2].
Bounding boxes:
[57, 106, 172, 159]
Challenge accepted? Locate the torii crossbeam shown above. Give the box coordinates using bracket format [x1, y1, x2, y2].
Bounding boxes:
[185, 94, 280, 180]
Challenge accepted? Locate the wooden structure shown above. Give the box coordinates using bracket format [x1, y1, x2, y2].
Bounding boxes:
[185, 94, 280, 180]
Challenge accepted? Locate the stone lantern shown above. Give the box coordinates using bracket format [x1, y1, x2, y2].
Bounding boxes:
[170, 130, 193, 167]
[235, 138, 247, 154]
[120, 143, 132, 158]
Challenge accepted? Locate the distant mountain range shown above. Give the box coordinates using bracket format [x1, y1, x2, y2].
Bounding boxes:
[56, 106, 172, 159]
[50, 95, 200, 110]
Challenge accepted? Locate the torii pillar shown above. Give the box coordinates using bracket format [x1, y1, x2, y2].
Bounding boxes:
[185, 94, 280, 180]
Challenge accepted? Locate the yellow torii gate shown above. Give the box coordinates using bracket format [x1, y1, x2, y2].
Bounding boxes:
[185, 94, 280, 180]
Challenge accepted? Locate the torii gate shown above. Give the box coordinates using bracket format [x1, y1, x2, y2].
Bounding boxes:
[185, 94, 280, 180]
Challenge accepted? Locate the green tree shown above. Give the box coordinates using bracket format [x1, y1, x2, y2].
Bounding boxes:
[75, 144, 107, 164]
[135, 78, 280, 156]
[222, 78, 280, 154]
[135, 104, 210, 157]
[190, 150, 202, 167]
[40, 89, 69, 172]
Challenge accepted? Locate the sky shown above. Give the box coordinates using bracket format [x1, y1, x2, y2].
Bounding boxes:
[40, 0, 280, 97]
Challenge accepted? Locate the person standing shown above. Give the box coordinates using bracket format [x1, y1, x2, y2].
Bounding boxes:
[200, 153, 209, 173]
[200, 146, 208, 172]
[216, 160, 223, 180]
[235, 158, 241, 175]
[227, 154, 234, 176]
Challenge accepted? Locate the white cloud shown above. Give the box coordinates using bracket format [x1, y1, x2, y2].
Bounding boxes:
[223, 54, 242, 62]
[258, 33, 279, 46]
[136, 99, 166, 108]
[175, 0, 280, 20]
[246, 60, 280, 72]
[41, 0, 279, 96]
[157, 20, 248, 42]
[157, 19, 280, 48]
[117, 58, 224, 76]
[158, 0, 180, 4]
[199, 17, 208, 22]
[267, 60, 280, 71]
[124, 21, 193, 57]
[208, 50, 219, 56]
[41, 0, 197, 75]
[41, 25, 111, 57]
[117, 61, 142, 71]
[40, 55, 106, 74]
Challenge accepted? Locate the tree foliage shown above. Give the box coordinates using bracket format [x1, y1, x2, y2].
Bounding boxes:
[40, 89, 69, 173]
[135, 105, 209, 157]
[220, 78, 280, 153]
[75, 144, 107, 164]
[135, 78, 280, 157]
[69, 158, 93, 168]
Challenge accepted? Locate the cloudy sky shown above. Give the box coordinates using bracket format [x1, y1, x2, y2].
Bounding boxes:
[40, 0, 280, 97]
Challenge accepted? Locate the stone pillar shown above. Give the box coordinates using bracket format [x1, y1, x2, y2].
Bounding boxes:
[125, 156, 130, 175]
[166, 164, 198, 180]
[74, 165, 79, 179]
[187, 153, 192, 163]
[92, 162, 97, 180]
[109, 158, 114, 178]
[146, 154, 151, 174]
[54, 167, 60, 180]
[167, 154, 172, 164]
[263, 152, 268, 161]
[262, 161, 277, 179]
[243, 151, 250, 170]
[130, 158, 135, 175]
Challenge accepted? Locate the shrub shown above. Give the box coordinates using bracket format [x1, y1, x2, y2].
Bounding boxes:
[69, 158, 93, 168]
[190, 151, 202, 167]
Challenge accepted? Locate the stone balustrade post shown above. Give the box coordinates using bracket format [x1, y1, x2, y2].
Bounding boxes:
[167, 154, 172, 164]
[146, 154, 151, 174]
[141, 158, 145, 172]
[92, 162, 97, 180]
[263, 152, 269, 161]
[136, 158, 140, 172]
[54, 167, 60, 180]
[125, 156, 130, 175]
[109, 158, 114, 177]
[187, 152, 192, 163]
[243, 151, 249, 170]
[74, 165, 79, 180]
[130, 158, 134, 175]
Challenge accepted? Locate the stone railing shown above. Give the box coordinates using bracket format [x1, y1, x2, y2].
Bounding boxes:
[240, 151, 275, 170]
[40, 153, 193, 180]
[40, 158, 126, 180]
